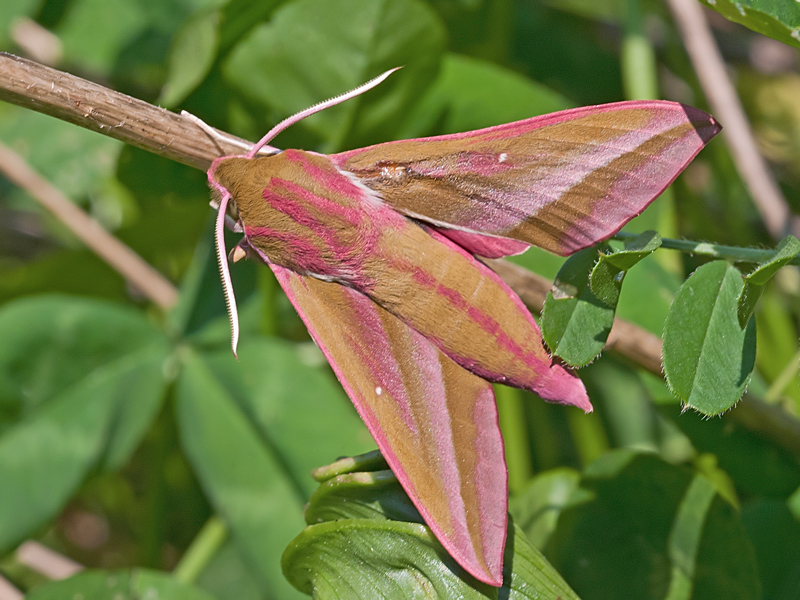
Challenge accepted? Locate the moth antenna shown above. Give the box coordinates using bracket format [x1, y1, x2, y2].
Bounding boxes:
[182, 110, 278, 155]
[213, 187, 240, 358]
[246, 66, 402, 158]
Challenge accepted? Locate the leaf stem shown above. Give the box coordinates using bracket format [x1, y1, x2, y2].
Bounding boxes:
[173, 516, 228, 585]
[612, 231, 800, 266]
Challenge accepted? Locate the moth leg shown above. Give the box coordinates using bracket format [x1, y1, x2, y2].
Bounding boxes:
[229, 239, 250, 264]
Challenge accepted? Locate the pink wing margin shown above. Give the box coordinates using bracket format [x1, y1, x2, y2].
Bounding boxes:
[332, 100, 721, 256]
[270, 264, 508, 586]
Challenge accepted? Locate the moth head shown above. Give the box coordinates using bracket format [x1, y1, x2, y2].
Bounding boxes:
[203, 67, 402, 359]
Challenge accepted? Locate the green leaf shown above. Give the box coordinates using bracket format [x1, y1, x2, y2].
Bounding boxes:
[196, 539, 265, 600]
[27, 568, 215, 600]
[0, 295, 163, 420]
[223, 0, 446, 150]
[602, 230, 662, 271]
[546, 451, 760, 600]
[741, 499, 800, 600]
[304, 469, 423, 525]
[311, 449, 388, 482]
[175, 350, 306, 599]
[614, 256, 681, 335]
[397, 52, 573, 138]
[0, 349, 168, 551]
[288, 453, 580, 597]
[283, 519, 580, 599]
[744, 235, 800, 285]
[203, 338, 374, 498]
[510, 468, 581, 550]
[55, 0, 149, 73]
[160, 8, 221, 107]
[700, 0, 800, 50]
[541, 246, 615, 367]
[588, 232, 660, 306]
[737, 235, 800, 326]
[663, 261, 756, 415]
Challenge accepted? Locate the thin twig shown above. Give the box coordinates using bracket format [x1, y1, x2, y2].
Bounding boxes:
[16, 541, 83, 580]
[0, 52, 247, 171]
[2, 51, 800, 461]
[614, 231, 800, 264]
[666, 0, 800, 239]
[0, 142, 178, 309]
[0, 576, 23, 600]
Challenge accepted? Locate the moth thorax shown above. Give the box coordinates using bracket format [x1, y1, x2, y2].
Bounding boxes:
[218, 150, 379, 283]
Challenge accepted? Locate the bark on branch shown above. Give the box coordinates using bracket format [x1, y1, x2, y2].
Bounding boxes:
[0, 52, 245, 170]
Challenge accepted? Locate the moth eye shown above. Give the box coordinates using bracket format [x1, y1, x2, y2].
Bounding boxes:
[227, 202, 240, 221]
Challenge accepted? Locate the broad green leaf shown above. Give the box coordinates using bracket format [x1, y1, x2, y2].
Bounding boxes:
[397, 52, 572, 139]
[196, 539, 265, 600]
[175, 351, 306, 599]
[283, 519, 580, 599]
[580, 358, 663, 451]
[602, 230, 662, 271]
[114, 146, 210, 270]
[0, 250, 131, 313]
[539, 0, 623, 23]
[659, 402, 800, 498]
[700, 0, 800, 50]
[0, 295, 163, 424]
[55, 0, 149, 73]
[513, 2, 623, 105]
[541, 246, 615, 366]
[204, 338, 373, 498]
[311, 449, 388, 481]
[546, 451, 760, 600]
[743, 235, 800, 285]
[304, 469, 423, 525]
[742, 499, 800, 600]
[510, 468, 581, 550]
[614, 255, 681, 335]
[0, 349, 167, 551]
[587, 257, 624, 308]
[589, 232, 660, 306]
[27, 568, 214, 600]
[663, 261, 756, 415]
[288, 454, 580, 598]
[223, 0, 445, 150]
[160, 8, 221, 107]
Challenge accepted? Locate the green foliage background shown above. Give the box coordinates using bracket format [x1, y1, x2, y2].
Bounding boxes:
[1, 0, 800, 598]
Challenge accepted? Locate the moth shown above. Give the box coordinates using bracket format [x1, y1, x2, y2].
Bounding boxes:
[201, 69, 720, 586]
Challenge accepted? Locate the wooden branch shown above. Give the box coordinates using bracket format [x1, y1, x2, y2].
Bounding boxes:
[2, 51, 799, 461]
[0, 52, 245, 171]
